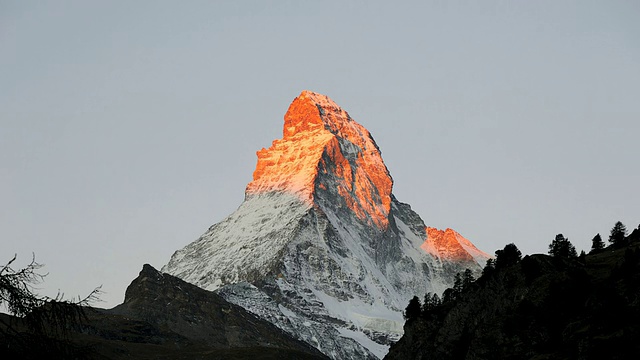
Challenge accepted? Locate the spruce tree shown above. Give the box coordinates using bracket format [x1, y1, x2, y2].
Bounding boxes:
[422, 292, 433, 313]
[481, 258, 495, 278]
[453, 272, 463, 295]
[422, 293, 442, 313]
[442, 288, 456, 304]
[548, 234, 578, 258]
[495, 243, 522, 269]
[591, 233, 605, 252]
[462, 269, 475, 290]
[431, 293, 441, 307]
[404, 296, 422, 320]
[609, 221, 628, 245]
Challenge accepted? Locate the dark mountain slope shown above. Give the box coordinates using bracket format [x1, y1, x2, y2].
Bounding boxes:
[109, 264, 327, 352]
[385, 231, 640, 360]
[1, 264, 328, 360]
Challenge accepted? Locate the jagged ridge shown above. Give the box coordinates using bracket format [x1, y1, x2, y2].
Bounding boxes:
[163, 91, 490, 359]
[247, 90, 392, 229]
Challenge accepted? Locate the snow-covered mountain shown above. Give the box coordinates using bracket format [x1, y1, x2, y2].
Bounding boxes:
[163, 91, 490, 359]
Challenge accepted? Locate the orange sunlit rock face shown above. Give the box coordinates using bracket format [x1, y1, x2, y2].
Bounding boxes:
[422, 227, 491, 263]
[246, 91, 393, 229]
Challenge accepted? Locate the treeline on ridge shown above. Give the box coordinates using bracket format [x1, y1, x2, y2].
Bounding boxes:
[403, 220, 639, 321]
[390, 220, 640, 360]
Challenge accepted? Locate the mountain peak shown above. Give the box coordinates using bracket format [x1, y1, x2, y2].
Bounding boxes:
[164, 92, 492, 359]
[246, 91, 393, 229]
[282, 90, 343, 138]
[422, 227, 491, 265]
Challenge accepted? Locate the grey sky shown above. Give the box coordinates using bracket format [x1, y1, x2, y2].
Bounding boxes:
[2, 1, 638, 308]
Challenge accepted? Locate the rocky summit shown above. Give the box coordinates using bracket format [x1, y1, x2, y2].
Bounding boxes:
[163, 91, 490, 359]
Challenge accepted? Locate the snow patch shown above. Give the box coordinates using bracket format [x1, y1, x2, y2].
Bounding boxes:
[337, 327, 390, 359]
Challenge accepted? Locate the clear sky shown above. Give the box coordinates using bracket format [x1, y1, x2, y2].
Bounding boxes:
[2, 1, 639, 308]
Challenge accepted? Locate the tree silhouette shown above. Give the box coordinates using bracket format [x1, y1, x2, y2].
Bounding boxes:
[495, 243, 522, 270]
[462, 269, 475, 290]
[422, 293, 432, 313]
[548, 234, 577, 258]
[628, 224, 640, 243]
[431, 293, 441, 307]
[481, 258, 495, 279]
[442, 288, 456, 304]
[453, 273, 463, 296]
[422, 293, 442, 313]
[0, 254, 101, 359]
[609, 221, 628, 245]
[591, 233, 605, 252]
[404, 296, 421, 321]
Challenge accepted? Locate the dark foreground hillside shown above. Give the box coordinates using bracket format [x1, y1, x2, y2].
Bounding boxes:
[1, 264, 327, 360]
[386, 229, 640, 360]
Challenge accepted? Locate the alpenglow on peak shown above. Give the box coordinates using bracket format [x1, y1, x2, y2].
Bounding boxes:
[163, 91, 490, 360]
[246, 90, 393, 229]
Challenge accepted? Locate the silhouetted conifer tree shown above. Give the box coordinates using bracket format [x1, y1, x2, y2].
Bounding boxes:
[404, 296, 421, 320]
[495, 243, 522, 270]
[591, 233, 605, 252]
[453, 273, 463, 295]
[548, 234, 577, 258]
[422, 292, 433, 313]
[481, 258, 495, 278]
[422, 293, 442, 313]
[442, 288, 456, 304]
[609, 221, 628, 245]
[462, 269, 475, 289]
[431, 293, 441, 307]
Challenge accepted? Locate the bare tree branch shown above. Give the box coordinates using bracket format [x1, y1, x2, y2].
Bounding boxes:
[1, 254, 101, 338]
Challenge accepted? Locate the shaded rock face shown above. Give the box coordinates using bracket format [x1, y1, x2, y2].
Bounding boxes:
[110, 264, 325, 353]
[385, 238, 640, 360]
[163, 91, 490, 359]
[0, 264, 328, 360]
